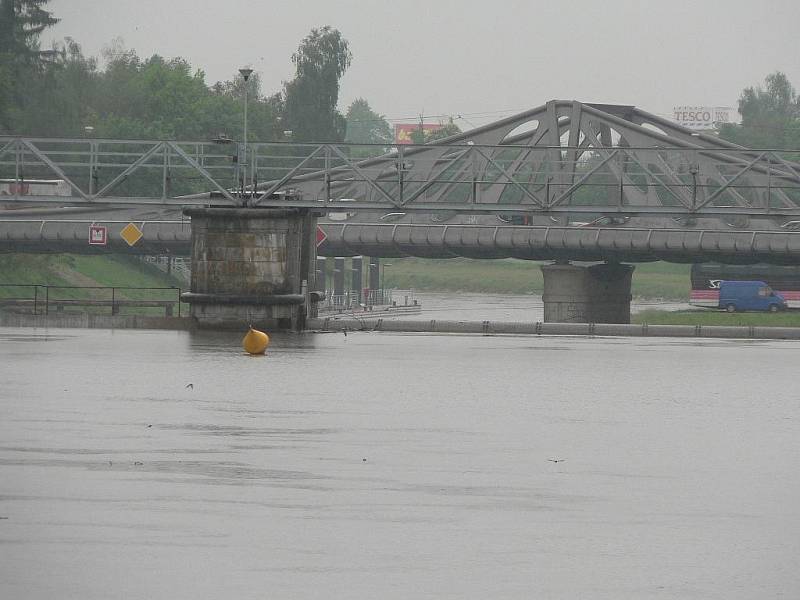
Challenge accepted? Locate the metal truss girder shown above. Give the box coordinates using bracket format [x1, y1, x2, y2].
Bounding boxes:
[0, 138, 18, 162]
[398, 147, 472, 205]
[254, 144, 325, 204]
[20, 139, 89, 200]
[550, 150, 619, 207]
[1, 101, 799, 234]
[93, 142, 165, 199]
[166, 142, 237, 203]
[472, 146, 544, 207]
[695, 152, 767, 210]
[328, 144, 401, 207]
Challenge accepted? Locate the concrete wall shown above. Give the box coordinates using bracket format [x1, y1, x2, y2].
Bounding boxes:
[541, 263, 633, 323]
[309, 317, 800, 340]
[183, 208, 317, 330]
[0, 312, 193, 330]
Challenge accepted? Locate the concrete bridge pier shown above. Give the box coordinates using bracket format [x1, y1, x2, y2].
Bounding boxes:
[541, 262, 634, 323]
[181, 207, 318, 330]
[351, 256, 363, 304]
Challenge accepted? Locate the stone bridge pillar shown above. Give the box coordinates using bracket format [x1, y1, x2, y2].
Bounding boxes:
[181, 208, 318, 330]
[541, 262, 634, 323]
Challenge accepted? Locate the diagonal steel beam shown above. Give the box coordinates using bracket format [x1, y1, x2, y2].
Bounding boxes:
[0, 138, 18, 162]
[167, 142, 237, 203]
[20, 139, 89, 200]
[397, 148, 472, 206]
[253, 145, 325, 204]
[472, 146, 544, 207]
[766, 153, 800, 208]
[550, 150, 619, 207]
[771, 152, 800, 185]
[618, 150, 690, 208]
[583, 124, 689, 209]
[94, 142, 164, 198]
[695, 152, 767, 210]
[328, 145, 401, 207]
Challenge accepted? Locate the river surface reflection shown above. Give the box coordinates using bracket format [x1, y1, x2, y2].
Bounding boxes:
[1, 326, 799, 599]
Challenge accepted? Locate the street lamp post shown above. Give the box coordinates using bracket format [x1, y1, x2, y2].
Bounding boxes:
[238, 67, 253, 205]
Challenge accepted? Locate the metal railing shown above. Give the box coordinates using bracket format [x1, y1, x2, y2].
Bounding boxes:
[320, 288, 394, 312]
[141, 256, 191, 282]
[0, 284, 183, 317]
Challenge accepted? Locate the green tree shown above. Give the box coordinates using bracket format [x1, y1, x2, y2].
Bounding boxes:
[719, 71, 800, 149]
[282, 26, 352, 142]
[209, 72, 283, 141]
[425, 118, 461, 142]
[14, 37, 98, 136]
[344, 97, 391, 158]
[345, 98, 392, 144]
[0, 0, 58, 62]
[0, 0, 59, 132]
[410, 117, 462, 144]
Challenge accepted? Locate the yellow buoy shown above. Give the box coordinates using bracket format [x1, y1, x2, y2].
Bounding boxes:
[242, 327, 270, 355]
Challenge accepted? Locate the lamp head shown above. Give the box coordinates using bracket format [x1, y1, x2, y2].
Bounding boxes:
[239, 67, 253, 81]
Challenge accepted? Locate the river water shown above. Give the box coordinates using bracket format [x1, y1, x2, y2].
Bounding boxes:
[1, 321, 799, 599]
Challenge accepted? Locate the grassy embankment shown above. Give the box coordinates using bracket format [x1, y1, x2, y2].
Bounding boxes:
[0, 254, 187, 315]
[633, 309, 800, 327]
[4, 254, 799, 327]
[382, 257, 690, 300]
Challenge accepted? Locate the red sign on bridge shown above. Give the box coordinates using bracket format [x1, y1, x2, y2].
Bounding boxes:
[88, 224, 107, 246]
[316, 226, 327, 248]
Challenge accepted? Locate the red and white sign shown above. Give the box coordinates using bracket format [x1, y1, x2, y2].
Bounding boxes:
[315, 225, 327, 248]
[88, 224, 107, 246]
[394, 123, 443, 144]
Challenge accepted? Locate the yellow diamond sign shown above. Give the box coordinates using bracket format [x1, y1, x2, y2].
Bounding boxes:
[120, 222, 143, 246]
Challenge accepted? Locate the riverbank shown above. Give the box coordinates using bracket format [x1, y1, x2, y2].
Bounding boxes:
[634, 308, 800, 327]
[2, 253, 690, 300]
[381, 258, 689, 299]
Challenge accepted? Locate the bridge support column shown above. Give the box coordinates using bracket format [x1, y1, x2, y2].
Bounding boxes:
[541, 262, 634, 323]
[351, 256, 363, 305]
[181, 208, 318, 330]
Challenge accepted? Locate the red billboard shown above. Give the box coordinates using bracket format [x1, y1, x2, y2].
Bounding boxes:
[394, 123, 443, 145]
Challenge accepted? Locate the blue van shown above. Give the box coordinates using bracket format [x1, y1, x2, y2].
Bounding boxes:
[718, 280, 787, 313]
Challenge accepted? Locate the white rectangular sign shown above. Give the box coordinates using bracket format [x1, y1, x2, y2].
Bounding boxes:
[672, 106, 735, 130]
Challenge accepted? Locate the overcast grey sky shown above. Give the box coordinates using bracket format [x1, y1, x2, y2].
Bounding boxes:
[42, 0, 800, 128]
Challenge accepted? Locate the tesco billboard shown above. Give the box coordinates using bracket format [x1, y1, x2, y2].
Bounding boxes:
[672, 106, 736, 130]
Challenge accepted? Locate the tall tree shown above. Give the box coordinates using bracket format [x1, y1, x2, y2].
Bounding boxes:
[344, 98, 392, 145]
[282, 26, 352, 142]
[14, 37, 98, 136]
[344, 98, 391, 157]
[0, 0, 59, 132]
[719, 72, 800, 149]
[410, 117, 462, 144]
[0, 0, 59, 62]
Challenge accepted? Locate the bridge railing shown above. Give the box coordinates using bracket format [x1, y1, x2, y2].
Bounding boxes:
[1, 136, 800, 219]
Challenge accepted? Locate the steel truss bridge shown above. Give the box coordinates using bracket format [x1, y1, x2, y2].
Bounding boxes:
[2, 100, 800, 264]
